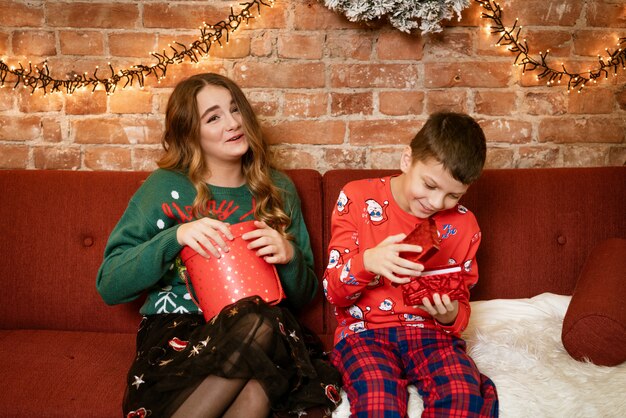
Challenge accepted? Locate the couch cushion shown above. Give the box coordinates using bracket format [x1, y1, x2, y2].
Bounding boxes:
[282, 169, 328, 342]
[0, 170, 147, 333]
[562, 238, 626, 366]
[0, 330, 136, 416]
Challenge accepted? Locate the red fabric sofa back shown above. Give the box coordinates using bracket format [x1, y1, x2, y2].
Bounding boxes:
[0, 169, 327, 337]
[0, 170, 147, 333]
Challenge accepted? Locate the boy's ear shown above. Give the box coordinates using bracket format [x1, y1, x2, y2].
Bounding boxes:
[400, 147, 412, 173]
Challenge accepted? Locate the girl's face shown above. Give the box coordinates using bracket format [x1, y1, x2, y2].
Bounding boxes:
[196, 84, 249, 167]
[394, 149, 468, 219]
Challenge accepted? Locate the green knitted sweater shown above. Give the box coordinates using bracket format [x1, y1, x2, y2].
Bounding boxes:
[96, 168, 318, 315]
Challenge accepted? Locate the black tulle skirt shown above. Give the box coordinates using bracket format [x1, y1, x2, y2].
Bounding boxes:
[123, 296, 342, 417]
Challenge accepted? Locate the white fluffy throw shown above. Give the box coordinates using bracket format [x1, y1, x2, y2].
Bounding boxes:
[332, 293, 626, 417]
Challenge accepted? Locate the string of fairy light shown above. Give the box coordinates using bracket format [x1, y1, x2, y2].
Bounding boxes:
[0, 0, 274, 95]
[476, 0, 625, 92]
[0, 0, 624, 95]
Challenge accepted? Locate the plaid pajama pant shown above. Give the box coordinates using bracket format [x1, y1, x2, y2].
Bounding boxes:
[331, 327, 498, 418]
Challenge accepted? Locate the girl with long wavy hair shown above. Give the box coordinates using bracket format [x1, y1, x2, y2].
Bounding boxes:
[97, 73, 340, 418]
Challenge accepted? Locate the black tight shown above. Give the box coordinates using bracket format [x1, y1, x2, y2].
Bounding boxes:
[171, 314, 274, 418]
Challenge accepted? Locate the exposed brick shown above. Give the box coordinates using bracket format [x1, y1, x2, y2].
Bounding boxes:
[485, 148, 515, 169]
[110, 89, 153, 114]
[586, 2, 626, 27]
[481, 119, 532, 144]
[474, 91, 517, 116]
[132, 147, 162, 171]
[331, 92, 372, 116]
[84, 146, 132, 170]
[0, 0, 623, 172]
[562, 146, 610, 167]
[73, 119, 130, 144]
[143, 2, 230, 29]
[331, 64, 418, 89]
[17, 88, 63, 112]
[109, 33, 157, 58]
[293, 1, 360, 30]
[349, 120, 422, 146]
[0, 1, 44, 27]
[0, 32, 9, 55]
[135, 119, 164, 145]
[379, 91, 425, 116]
[12, 30, 56, 56]
[376, 31, 424, 60]
[616, 87, 626, 110]
[424, 62, 512, 88]
[573, 30, 622, 57]
[501, 0, 582, 26]
[0, 144, 29, 168]
[278, 34, 323, 60]
[523, 92, 568, 116]
[0, 88, 15, 111]
[207, 37, 251, 59]
[244, 1, 287, 30]
[60, 31, 105, 56]
[568, 88, 614, 114]
[424, 31, 472, 59]
[250, 31, 274, 57]
[263, 120, 345, 145]
[369, 146, 403, 170]
[0, 115, 41, 140]
[247, 92, 280, 117]
[65, 90, 107, 115]
[514, 30, 572, 58]
[426, 90, 467, 113]
[234, 62, 325, 88]
[41, 117, 63, 143]
[154, 90, 171, 113]
[608, 146, 626, 166]
[47, 2, 139, 29]
[33, 146, 81, 170]
[539, 117, 624, 143]
[517, 146, 560, 168]
[475, 28, 512, 58]
[323, 147, 367, 169]
[284, 92, 328, 118]
[270, 146, 318, 170]
[327, 33, 374, 60]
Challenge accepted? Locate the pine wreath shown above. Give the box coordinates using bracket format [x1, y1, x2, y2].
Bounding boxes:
[323, 0, 471, 34]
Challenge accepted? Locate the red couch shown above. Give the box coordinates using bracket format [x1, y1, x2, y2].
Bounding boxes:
[0, 167, 624, 416]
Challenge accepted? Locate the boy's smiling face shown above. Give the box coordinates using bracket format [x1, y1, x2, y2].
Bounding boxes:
[393, 148, 469, 219]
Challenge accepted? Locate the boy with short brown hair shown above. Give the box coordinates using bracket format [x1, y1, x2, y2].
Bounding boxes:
[324, 112, 498, 417]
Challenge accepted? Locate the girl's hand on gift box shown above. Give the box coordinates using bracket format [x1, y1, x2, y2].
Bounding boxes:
[417, 293, 459, 325]
[241, 220, 294, 265]
[176, 218, 234, 258]
[363, 233, 424, 285]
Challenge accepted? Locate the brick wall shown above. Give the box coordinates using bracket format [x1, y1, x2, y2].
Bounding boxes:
[0, 0, 624, 172]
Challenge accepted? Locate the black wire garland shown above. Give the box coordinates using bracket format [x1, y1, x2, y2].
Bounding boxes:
[0, 0, 273, 95]
[0, 0, 623, 95]
[476, 0, 625, 92]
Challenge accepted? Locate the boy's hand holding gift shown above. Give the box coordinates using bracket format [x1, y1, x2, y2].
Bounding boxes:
[398, 219, 469, 311]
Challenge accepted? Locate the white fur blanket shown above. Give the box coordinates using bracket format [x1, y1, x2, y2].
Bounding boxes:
[332, 293, 626, 417]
